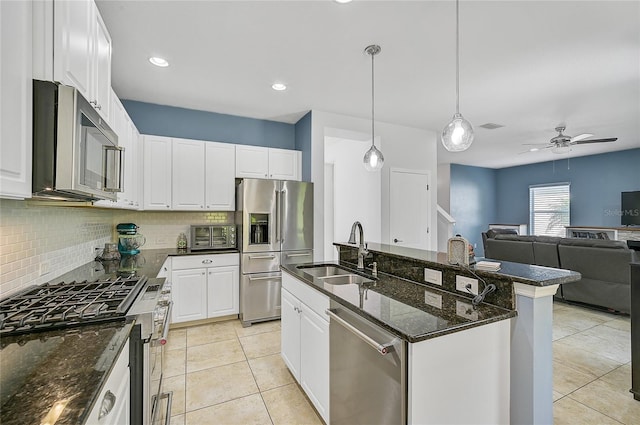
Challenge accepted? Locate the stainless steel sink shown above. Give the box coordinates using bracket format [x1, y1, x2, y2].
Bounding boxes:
[319, 274, 372, 286]
[298, 265, 354, 278]
[297, 264, 374, 285]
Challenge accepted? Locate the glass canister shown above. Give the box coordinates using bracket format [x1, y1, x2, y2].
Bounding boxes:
[99, 243, 121, 261]
[177, 233, 188, 250]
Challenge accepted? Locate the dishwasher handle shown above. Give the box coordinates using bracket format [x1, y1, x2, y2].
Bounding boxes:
[326, 308, 396, 356]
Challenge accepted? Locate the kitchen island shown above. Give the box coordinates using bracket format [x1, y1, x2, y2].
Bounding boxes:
[280, 242, 580, 425]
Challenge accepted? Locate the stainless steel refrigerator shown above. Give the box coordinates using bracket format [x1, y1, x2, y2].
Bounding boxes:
[237, 178, 314, 326]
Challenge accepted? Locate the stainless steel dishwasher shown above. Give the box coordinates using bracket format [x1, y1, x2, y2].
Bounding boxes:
[327, 300, 407, 425]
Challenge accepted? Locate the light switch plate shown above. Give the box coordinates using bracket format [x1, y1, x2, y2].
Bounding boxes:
[424, 268, 443, 285]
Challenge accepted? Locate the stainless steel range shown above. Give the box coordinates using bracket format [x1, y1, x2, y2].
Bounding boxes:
[0, 274, 173, 425]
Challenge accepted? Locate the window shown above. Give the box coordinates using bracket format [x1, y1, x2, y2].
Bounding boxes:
[529, 183, 570, 236]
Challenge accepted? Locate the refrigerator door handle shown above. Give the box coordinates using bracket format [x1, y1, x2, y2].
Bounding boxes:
[276, 190, 282, 243]
[280, 189, 286, 244]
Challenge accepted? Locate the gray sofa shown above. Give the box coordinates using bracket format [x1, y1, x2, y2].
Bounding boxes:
[482, 231, 638, 313]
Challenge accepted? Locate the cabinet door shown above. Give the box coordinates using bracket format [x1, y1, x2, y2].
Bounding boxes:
[300, 307, 329, 422]
[280, 289, 301, 380]
[205, 142, 236, 210]
[171, 268, 208, 323]
[235, 145, 269, 179]
[53, 0, 93, 99]
[172, 138, 205, 210]
[268, 148, 301, 181]
[143, 136, 172, 210]
[0, 0, 32, 199]
[92, 9, 111, 121]
[207, 265, 239, 317]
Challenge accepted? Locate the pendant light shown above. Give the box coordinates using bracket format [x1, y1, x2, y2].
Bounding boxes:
[441, 0, 474, 152]
[363, 44, 384, 171]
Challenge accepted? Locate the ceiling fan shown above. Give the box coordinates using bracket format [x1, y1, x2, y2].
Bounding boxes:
[523, 125, 617, 154]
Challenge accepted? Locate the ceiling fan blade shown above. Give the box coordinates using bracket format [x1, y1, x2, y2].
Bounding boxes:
[522, 143, 551, 146]
[570, 133, 593, 142]
[573, 137, 617, 145]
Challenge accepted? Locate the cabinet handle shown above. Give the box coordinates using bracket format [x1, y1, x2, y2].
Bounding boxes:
[166, 205, 170, 208]
[248, 255, 275, 260]
[202, 259, 213, 264]
[201, 272, 205, 275]
[200, 205, 203, 208]
[98, 390, 116, 419]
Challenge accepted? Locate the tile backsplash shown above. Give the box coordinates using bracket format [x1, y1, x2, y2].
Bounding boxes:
[0, 199, 235, 297]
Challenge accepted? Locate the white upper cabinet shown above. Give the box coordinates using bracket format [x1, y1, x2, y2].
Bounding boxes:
[205, 142, 236, 211]
[172, 138, 206, 210]
[235, 145, 269, 179]
[0, 0, 33, 199]
[44, 0, 111, 122]
[236, 146, 301, 181]
[269, 148, 301, 180]
[143, 135, 173, 210]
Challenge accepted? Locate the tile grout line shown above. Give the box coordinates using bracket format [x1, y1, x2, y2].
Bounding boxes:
[563, 394, 627, 425]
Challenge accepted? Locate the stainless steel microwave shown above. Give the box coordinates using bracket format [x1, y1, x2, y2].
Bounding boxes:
[32, 80, 123, 201]
[191, 225, 237, 250]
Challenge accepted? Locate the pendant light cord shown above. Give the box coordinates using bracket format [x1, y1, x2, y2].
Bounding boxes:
[371, 50, 376, 147]
[455, 0, 460, 115]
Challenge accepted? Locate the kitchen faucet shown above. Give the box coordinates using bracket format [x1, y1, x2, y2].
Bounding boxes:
[348, 221, 368, 269]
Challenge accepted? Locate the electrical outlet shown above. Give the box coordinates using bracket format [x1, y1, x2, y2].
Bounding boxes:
[424, 268, 442, 285]
[424, 290, 443, 309]
[39, 261, 50, 276]
[456, 275, 478, 295]
[456, 300, 478, 320]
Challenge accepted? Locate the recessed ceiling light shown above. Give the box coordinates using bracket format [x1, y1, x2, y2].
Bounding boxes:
[149, 57, 169, 67]
[272, 83, 287, 91]
[529, 148, 540, 152]
[335, 0, 353, 3]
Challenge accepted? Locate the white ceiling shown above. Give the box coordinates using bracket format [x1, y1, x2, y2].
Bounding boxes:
[97, 0, 640, 169]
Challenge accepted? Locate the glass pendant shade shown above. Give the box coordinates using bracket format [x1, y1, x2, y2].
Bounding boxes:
[363, 144, 384, 171]
[552, 145, 571, 154]
[441, 113, 474, 152]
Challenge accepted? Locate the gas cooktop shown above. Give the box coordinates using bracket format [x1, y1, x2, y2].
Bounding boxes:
[0, 276, 147, 336]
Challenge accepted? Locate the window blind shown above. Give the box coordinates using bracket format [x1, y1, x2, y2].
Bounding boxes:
[529, 183, 570, 237]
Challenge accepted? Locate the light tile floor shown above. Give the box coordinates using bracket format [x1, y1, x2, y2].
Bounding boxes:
[553, 301, 639, 425]
[165, 301, 638, 424]
[165, 319, 323, 425]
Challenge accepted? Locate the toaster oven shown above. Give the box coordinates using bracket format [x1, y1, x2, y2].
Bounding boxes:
[190, 225, 236, 250]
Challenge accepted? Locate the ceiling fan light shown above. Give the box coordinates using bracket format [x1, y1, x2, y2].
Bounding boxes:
[552, 145, 571, 154]
[442, 113, 474, 152]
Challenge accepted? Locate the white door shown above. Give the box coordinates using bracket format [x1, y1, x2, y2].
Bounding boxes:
[389, 168, 431, 249]
[235, 145, 269, 179]
[300, 307, 329, 422]
[280, 289, 301, 380]
[269, 148, 300, 181]
[171, 268, 208, 323]
[143, 136, 172, 209]
[206, 266, 239, 317]
[172, 138, 205, 210]
[205, 142, 236, 210]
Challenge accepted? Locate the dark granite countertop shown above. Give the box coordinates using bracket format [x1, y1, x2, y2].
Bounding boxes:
[282, 262, 516, 343]
[0, 321, 133, 425]
[0, 248, 241, 424]
[334, 242, 581, 287]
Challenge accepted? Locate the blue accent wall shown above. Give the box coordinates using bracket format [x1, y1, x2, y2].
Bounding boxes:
[294, 111, 312, 182]
[450, 164, 497, 256]
[495, 149, 640, 227]
[122, 100, 295, 149]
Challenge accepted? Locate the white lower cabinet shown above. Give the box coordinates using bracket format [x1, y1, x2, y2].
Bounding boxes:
[85, 340, 130, 425]
[171, 254, 239, 324]
[281, 272, 329, 423]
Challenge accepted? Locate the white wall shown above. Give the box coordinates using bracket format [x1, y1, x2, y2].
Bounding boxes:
[325, 136, 381, 259]
[311, 110, 438, 260]
[437, 163, 451, 212]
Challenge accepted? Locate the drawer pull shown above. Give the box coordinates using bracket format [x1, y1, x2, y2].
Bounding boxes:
[202, 259, 213, 264]
[249, 255, 276, 260]
[98, 390, 116, 419]
[286, 253, 311, 258]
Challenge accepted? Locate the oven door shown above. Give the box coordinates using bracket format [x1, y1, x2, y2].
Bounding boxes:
[150, 301, 173, 425]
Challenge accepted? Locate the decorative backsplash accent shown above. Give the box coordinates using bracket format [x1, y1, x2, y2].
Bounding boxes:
[0, 200, 235, 297]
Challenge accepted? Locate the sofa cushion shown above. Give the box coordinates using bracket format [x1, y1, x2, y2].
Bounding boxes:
[486, 228, 518, 239]
[533, 242, 560, 267]
[494, 234, 538, 242]
[558, 238, 628, 249]
[485, 239, 535, 264]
